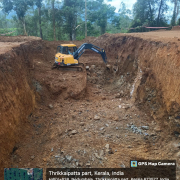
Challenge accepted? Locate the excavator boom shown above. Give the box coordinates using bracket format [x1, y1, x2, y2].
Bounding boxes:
[73, 43, 107, 63]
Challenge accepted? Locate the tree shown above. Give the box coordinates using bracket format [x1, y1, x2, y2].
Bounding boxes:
[118, 2, 132, 31]
[171, 0, 180, 25]
[25, 8, 39, 36]
[171, 11, 176, 25]
[131, 0, 168, 29]
[132, 0, 156, 27]
[62, 0, 84, 40]
[52, 0, 56, 40]
[2, 0, 33, 35]
[156, 0, 168, 26]
[47, 0, 57, 40]
[34, 0, 43, 39]
[88, 0, 115, 35]
[85, 0, 87, 37]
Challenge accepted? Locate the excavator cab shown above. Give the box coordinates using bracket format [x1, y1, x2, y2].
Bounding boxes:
[54, 44, 79, 67]
[57, 44, 77, 55]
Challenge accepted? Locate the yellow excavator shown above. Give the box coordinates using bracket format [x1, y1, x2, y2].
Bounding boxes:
[52, 43, 107, 71]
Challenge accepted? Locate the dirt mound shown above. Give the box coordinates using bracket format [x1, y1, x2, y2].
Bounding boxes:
[150, 29, 167, 32]
[171, 26, 180, 31]
[0, 35, 41, 42]
[32, 61, 87, 101]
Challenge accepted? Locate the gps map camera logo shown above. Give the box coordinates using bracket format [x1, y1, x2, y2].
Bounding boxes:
[131, 161, 137, 167]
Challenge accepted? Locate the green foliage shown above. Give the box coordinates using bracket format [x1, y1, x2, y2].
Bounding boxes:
[118, 2, 132, 31]
[87, 22, 101, 36]
[62, 0, 84, 40]
[0, 28, 18, 36]
[25, 8, 39, 36]
[156, 0, 169, 26]
[130, 0, 169, 31]
[87, 0, 115, 35]
[2, 0, 34, 35]
[0, 0, 174, 39]
[2, 0, 13, 13]
[3, 0, 33, 20]
[131, 0, 156, 27]
[35, 0, 43, 8]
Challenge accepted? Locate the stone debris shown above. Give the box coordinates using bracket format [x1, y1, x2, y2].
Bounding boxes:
[141, 126, 149, 130]
[48, 104, 54, 109]
[100, 127, 104, 131]
[120, 164, 126, 168]
[80, 122, 85, 126]
[108, 148, 113, 154]
[105, 144, 110, 149]
[113, 116, 119, 121]
[127, 124, 143, 134]
[115, 91, 123, 98]
[99, 150, 104, 157]
[94, 115, 100, 120]
[144, 133, 149, 136]
[106, 64, 111, 69]
[86, 66, 90, 70]
[71, 130, 78, 135]
[115, 94, 121, 98]
[94, 153, 101, 159]
[105, 144, 113, 154]
[173, 142, 180, 148]
[66, 155, 72, 162]
[91, 65, 96, 69]
[55, 155, 61, 158]
[154, 126, 161, 132]
[174, 131, 180, 137]
[86, 162, 91, 166]
[78, 162, 83, 166]
[31, 155, 35, 160]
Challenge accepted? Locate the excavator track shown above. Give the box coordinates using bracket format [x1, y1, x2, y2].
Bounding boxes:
[52, 63, 84, 72]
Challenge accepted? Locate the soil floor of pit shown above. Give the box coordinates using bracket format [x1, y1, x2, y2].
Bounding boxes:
[2, 30, 180, 179]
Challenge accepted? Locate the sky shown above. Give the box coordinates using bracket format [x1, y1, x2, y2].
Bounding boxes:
[104, 0, 174, 19]
[104, 0, 137, 13]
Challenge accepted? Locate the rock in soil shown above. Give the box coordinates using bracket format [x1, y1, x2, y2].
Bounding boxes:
[94, 115, 100, 120]
[71, 130, 78, 135]
[48, 104, 54, 109]
[66, 155, 72, 162]
[141, 126, 149, 130]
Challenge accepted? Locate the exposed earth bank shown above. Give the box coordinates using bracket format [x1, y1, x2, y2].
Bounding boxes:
[0, 30, 180, 179]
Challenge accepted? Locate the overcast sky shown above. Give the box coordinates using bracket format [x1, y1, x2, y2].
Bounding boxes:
[104, 0, 174, 16]
[104, 0, 137, 13]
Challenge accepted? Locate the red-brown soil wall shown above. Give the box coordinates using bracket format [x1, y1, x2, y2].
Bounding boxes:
[0, 37, 44, 169]
[94, 33, 180, 120]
